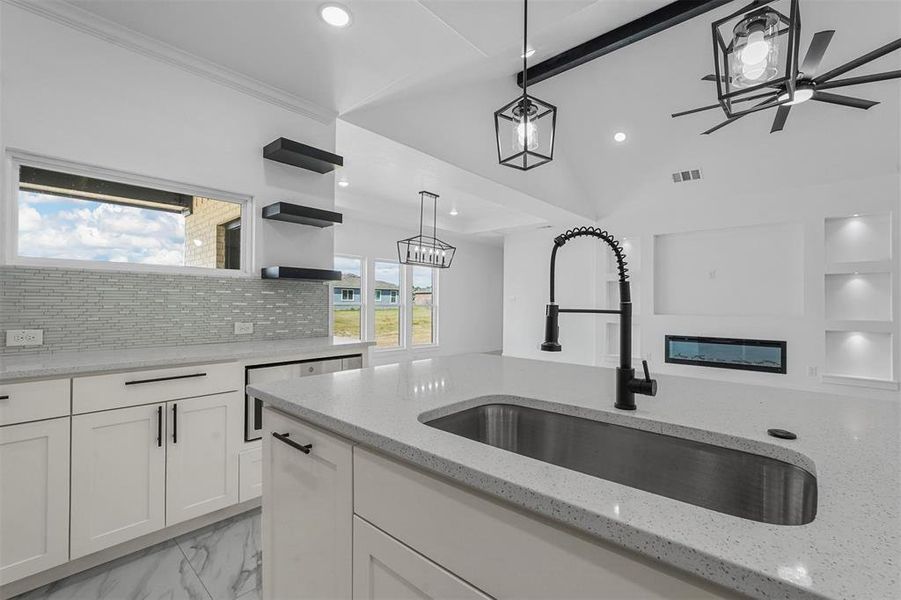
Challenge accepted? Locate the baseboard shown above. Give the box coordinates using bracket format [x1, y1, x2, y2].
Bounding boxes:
[1, 498, 261, 599]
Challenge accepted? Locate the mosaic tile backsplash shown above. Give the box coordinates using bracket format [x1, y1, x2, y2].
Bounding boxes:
[0, 266, 329, 354]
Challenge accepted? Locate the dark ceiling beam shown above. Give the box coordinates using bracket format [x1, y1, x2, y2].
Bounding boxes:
[517, 0, 734, 87]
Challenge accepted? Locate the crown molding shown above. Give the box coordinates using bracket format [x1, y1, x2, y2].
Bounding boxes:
[3, 0, 338, 124]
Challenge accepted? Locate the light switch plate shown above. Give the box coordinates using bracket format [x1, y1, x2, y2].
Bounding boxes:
[234, 322, 254, 335]
[6, 329, 43, 347]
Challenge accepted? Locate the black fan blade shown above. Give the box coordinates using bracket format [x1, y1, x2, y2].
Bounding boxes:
[672, 91, 777, 119]
[816, 70, 901, 90]
[770, 105, 791, 133]
[702, 117, 741, 135]
[812, 91, 879, 109]
[815, 38, 901, 83]
[672, 103, 721, 118]
[702, 74, 725, 82]
[800, 30, 835, 76]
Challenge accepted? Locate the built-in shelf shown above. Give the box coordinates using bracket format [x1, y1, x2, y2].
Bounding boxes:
[821, 374, 900, 391]
[261, 266, 342, 281]
[262, 202, 343, 228]
[825, 260, 892, 275]
[822, 212, 894, 385]
[263, 138, 344, 174]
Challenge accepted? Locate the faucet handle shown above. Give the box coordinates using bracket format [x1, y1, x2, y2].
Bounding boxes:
[632, 359, 657, 397]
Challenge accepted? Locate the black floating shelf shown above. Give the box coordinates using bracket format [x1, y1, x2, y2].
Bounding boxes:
[262, 202, 343, 228]
[263, 137, 343, 174]
[261, 266, 342, 281]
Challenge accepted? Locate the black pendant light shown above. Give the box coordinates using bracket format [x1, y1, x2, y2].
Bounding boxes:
[397, 191, 456, 269]
[494, 0, 556, 171]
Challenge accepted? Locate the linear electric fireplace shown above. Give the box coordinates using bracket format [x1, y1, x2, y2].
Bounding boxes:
[665, 336, 787, 374]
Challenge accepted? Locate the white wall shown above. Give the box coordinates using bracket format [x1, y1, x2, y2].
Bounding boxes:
[335, 218, 503, 365]
[504, 174, 900, 400]
[0, 3, 336, 273]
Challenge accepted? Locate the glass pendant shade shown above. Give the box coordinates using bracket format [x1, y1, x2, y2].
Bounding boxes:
[712, 0, 800, 118]
[494, 0, 557, 171]
[397, 191, 456, 269]
[495, 95, 556, 170]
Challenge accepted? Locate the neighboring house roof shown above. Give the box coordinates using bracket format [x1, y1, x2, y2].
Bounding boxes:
[336, 272, 399, 291]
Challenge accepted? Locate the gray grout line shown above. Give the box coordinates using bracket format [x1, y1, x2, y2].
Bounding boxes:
[175, 539, 214, 600]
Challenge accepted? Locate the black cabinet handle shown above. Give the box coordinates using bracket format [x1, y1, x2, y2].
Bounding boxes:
[172, 403, 178, 444]
[0, 395, 8, 401]
[272, 432, 312, 454]
[125, 373, 206, 386]
[157, 405, 163, 447]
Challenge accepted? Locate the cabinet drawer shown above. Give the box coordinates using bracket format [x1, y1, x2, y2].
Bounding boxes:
[73, 362, 241, 414]
[354, 449, 736, 600]
[0, 379, 70, 426]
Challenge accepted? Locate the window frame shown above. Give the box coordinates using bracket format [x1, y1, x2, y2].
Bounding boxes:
[3, 150, 254, 277]
[331, 254, 367, 341]
[370, 258, 406, 352]
[410, 265, 439, 348]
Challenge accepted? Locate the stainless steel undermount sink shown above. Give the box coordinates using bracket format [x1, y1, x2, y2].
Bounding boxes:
[424, 403, 817, 525]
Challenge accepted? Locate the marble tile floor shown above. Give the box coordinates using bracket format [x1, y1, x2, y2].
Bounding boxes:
[14, 509, 261, 600]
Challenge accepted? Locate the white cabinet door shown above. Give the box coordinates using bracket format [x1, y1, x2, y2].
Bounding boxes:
[0, 417, 70, 585]
[239, 446, 263, 502]
[71, 404, 166, 558]
[166, 391, 241, 526]
[353, 517, 491, 600]
[263, 408, 352, 600]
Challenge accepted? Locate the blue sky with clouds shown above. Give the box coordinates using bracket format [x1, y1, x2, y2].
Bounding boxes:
[18, 191, 186, 265]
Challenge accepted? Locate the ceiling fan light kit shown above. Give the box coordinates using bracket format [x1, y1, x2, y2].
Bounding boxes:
[495, 0, 557, 171]
[712, 0, 801, 118]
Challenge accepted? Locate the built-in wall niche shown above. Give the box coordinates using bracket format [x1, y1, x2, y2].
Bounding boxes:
[825, 272, 892, 322]
[822, 212, 895, 388]
[824, 331, 893, 382]
[825, 213, 892, 266]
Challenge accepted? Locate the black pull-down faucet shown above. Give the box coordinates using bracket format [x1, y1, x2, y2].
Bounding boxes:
[540, 226, 657, 410]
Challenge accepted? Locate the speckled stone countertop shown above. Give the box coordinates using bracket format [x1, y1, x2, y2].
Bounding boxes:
[247, 354, 900, 600]
[0, 337, 374, 382]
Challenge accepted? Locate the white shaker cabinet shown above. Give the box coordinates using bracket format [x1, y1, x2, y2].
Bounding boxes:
[0, 417, 71, 585]
[352, 517, 491, 600]
[263, 407, 352, 600]
[70, 403, 167, 559]
[166, 391, 242, 525]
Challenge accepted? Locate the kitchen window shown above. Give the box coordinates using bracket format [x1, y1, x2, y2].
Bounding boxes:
[411, 266, 437, 346]
[332, 256, 364, 340]
[373, 261, 403, 349]
[8, 156, 251, 274]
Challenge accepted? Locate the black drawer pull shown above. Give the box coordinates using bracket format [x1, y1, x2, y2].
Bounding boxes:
[172, 403, 178, 444]
[0, 395, 9, 400]
[273, 432, 312, 454]
[125, 373, 206, 386]
[157, 405, 163, 447]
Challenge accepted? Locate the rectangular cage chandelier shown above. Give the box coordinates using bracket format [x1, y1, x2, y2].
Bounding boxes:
[397, 191, 456, 269]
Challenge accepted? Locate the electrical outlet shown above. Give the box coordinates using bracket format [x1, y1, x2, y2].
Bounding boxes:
[6, 329, 43, 347]
[808, 365, 819, 377]
[234, 322, 254, 335]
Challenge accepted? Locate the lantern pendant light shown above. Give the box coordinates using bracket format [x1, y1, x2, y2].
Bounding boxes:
[711, 0, 801, 118]
[397, 191, 456, 269]
[494, 0, 557, 171]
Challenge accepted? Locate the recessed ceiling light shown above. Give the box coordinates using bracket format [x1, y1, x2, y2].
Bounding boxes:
[852, 213, 860, 217]
[337, 180, 349, 188]
[521, 48, 535, 58]
[449, 208, 459, 216]
[320, 3, 351, 27]
[613, 132, 627, 143]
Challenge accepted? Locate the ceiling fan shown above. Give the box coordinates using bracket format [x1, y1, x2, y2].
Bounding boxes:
[673, 32, 901, 134]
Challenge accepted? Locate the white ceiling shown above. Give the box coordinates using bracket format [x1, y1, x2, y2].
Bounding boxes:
[59, 0, 901, 226]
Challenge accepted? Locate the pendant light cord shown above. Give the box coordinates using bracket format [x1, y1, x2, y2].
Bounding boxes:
[522, 0, 528, 101]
